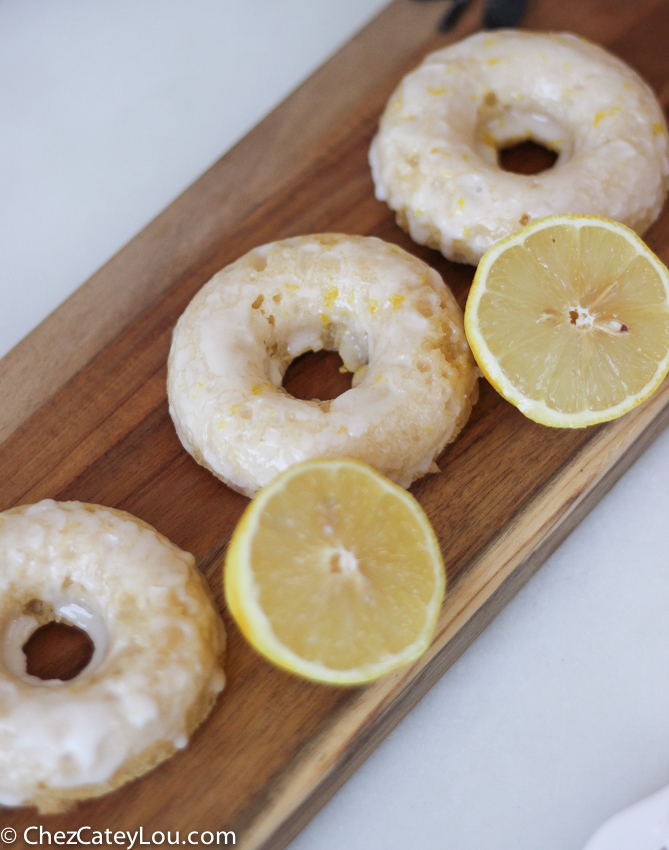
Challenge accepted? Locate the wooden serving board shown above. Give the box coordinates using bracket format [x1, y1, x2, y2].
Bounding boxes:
[2, 0, 669, 846]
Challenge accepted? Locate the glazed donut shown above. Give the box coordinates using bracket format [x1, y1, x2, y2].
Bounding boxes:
[369, 30, 669, 265]
[0, 501, 225, 812]
[167, 234, 478, 497]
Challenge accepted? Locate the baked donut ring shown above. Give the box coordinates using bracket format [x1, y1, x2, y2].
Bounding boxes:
[369, 30, 669, 265]
[167, 234, 478, 497]
[0, 501, 225, 812]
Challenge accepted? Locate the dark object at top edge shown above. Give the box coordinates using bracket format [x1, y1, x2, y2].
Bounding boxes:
[439, 0, 471, 31]
[483, 0, 528, 29]
[410, 0, 528, 33]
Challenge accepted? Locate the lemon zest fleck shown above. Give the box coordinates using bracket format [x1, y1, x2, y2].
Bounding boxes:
[324, 286, 338, 310]
[594, 106, 620, 127]
[389, 294, 405, 311]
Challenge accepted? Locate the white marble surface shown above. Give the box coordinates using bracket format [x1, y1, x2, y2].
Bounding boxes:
[1, 3, 668, 848]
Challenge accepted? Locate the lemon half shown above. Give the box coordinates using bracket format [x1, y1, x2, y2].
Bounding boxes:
[465, 215, 669, 428]
[224, 459, 445, 685]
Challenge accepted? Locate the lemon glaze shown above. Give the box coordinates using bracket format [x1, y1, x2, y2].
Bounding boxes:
[167, 234, 478, 496]
[0, 501, 225, 811]
[370, 31, 669, 265]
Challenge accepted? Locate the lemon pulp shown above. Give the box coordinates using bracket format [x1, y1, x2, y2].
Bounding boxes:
[465, 216, 669, 427]
[225, 459, 444, 684]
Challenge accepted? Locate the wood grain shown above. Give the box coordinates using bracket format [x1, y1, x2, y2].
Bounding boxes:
[2, 0, 669, 847]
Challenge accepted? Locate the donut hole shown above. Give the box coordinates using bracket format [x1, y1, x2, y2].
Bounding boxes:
[282, 350, 353, 402]
[498, 141, 559, 175]
[23, 621, 95, 682]
[475, 104, 569, 174]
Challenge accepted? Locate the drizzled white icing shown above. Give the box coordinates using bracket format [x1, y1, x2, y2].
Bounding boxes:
[0, 501, 225, 809]
[167, 234, 478, 497]
[369, 30, 669, 265]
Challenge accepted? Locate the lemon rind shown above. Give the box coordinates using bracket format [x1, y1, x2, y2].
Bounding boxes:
[224, 458, 445, 686]
[464, 215, 669, 429]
